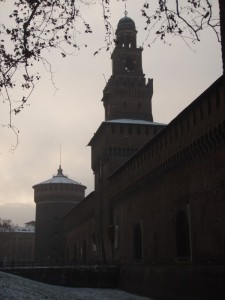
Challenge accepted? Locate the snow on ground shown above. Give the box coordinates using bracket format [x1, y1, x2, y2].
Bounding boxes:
[0, 271, 152, 300]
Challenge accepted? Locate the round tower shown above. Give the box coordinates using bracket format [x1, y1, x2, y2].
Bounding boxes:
[33, 165, 86, 264]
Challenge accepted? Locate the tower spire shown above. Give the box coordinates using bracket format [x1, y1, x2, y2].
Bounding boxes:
[124, 0, 128, 17]
[57, 144, 63, 176]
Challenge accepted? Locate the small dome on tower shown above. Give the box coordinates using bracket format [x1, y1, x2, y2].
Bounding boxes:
[116, 15, 136, 32]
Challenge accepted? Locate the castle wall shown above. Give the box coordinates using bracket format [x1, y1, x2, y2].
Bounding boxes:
[109, 76, 225, 264]
[0, 231, 34, 264]
[63, 192, 98, 264]
[64, 76, 224, 270]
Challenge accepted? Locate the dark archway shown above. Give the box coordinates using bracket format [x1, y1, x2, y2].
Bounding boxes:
[175, 210, 191, 259]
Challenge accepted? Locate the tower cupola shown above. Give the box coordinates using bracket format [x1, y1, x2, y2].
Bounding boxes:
[117, 15, 136, 31]
[116, 14, 137, 48]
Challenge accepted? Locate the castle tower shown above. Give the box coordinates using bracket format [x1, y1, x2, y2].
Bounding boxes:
[103, 15, 153, 121]
[89, 15, 165, 178]
[33, 165, 86, 263]
[88, 15, 165, 263]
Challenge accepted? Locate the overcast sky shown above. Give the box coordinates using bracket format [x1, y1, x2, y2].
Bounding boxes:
[0, 1, 223, 226]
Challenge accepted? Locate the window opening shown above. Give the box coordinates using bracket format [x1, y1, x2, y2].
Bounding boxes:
[133, 222, 143, 262]
[175, 210, 191, 259]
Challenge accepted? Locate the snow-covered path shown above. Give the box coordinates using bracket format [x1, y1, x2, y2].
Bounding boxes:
[0, 271, 151, 300]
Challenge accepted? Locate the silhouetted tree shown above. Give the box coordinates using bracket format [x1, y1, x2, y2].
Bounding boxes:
[218, 0, 225, 72]
[0, 0, 223, 149]
[0, 218, 16, 231]
[141, 0, 224, 74]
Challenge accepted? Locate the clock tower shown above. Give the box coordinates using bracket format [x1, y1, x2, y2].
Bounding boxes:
[89, 14, 165, 263]
[103, 15, 153, 122]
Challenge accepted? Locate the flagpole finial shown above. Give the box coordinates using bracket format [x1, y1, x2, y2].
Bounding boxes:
[59, 144, 62, 167]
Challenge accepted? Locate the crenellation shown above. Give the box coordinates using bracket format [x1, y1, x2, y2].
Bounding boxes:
[108, 76, 224, 203]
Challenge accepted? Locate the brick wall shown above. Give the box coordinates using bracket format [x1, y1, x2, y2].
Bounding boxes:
[109, 76, 225, 264]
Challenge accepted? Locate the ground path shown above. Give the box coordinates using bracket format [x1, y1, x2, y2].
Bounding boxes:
[0, 271, 151, 300]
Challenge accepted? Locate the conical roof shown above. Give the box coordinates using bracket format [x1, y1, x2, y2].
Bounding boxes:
[33, 165, 81, 186]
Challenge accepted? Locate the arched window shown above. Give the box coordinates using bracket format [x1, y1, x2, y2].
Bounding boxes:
[133, 222, 143, 262]
[175, 210, 191, 259]
[82, 240, 87, 263]
[73, 243, 77, 263]
[66, 245, 69, 263]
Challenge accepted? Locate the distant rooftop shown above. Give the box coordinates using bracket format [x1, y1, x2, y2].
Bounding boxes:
[25, 221, 35, 227]
[0, 226, 35, 233]
[14, 227, 35, 233]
